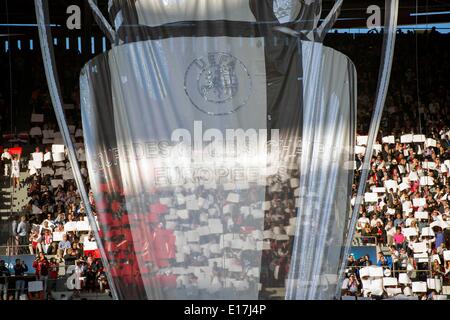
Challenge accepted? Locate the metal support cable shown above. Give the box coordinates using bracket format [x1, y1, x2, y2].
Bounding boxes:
[335, 0, 399, 299]
[34, 0, 119, 300]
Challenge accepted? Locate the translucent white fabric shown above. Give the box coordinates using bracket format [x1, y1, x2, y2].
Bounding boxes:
[36, 0, 366, 300]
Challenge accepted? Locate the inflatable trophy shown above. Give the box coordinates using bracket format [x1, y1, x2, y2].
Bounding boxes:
[35, 0, 398, 300]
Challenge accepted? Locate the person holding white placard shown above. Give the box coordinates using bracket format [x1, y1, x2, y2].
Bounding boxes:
[11, 154, 21, 189]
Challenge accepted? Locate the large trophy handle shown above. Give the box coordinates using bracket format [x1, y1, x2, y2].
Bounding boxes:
[34, 0, 119, 300]
[335, 0, 400, 298]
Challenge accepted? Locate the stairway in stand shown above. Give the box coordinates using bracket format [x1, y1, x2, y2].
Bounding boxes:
[0, 172, 30, 244]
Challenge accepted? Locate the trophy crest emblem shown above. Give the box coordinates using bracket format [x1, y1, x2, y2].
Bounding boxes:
[184, 52, 252, 116]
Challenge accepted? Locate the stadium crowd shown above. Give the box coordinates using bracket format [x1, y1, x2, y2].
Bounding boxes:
[337, 29, 450, 299]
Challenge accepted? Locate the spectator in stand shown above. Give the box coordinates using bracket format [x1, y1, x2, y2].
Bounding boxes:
[372, 221, 387, 245]
[58, 234, 71, 259]
[29, 230, 42, 255]
[13, 259, 28, 300]
[48, 258, 59, 292]
[41, 229, 53, 254]
[33, 252, 50, 295]
[377, 253, 392, 269]
[16, 216, 29, 254]
[63, 248, 77, 266]
[0, 260, 10, 300]
[11, 154, 21, 189]
[393, 227, 406, 251]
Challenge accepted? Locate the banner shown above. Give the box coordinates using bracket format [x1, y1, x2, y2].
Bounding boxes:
[80, 1, 355, 300]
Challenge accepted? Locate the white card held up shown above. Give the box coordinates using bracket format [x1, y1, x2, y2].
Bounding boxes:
[357, 136, 368, 146]
[286, 225, 295, 236]
[402, 227, 418, 237]
[32, 152, 43, 163]
[412, 282, 427, 293]
[52, 144, 65, 153]
[369, 266, 384, 278]
[384, 180, 398, 191]
[43, 152, 52, 162]
[251, 230, 263, 241]
[208, 219, 223, 234]
[275, 234, 289, 241]
[413, 135, 426, 143]
[262, 201, 271, 211]
[177, 209, 189, 220]
[409, 171, 419, 181]
[445, 160, 450, 168]
[30, 127, 42, 136]
[28, 281, 44, 292]
[443, 250, 450, 261]
[359, 267, 370, 278]
[412, 242, 427, 253]
[63, 170, 74, 181]
[373, 187, 386, 193]
[399, 182, 410, 191]
[240, 206, 250, 216]
[186, 231, 200, 242]
[52, 152, 65, 162]
[263, 230, 274, 239]
[226, 193, 240, 203]
[414, 211, 428, 219]
[262, 241, 271, 250]
[290, 178, 299, 188]
[31, 114, 44, 123]
[413, 198, 426, 207]
[159, 198, 172, 206]
[355, 146, 366, 155]
[400, 134, 413, 143]
[431, 254, 441, 264]
[84, 241, 98, 251]
[426, 138, 437, 148]
[364, 193, 378, 203]
[64, 222, 77, 232]
[414, 252, 428, 259]
[223, 204, 231, 214]
[42, 130, 54, 139]
[186, 198, 199, 211]
[382, 136, 395, 144]
[50, 179, 64, 188]
[32, 205, 42, 214]
[387, 208, 396, 215]
[251, 209, 265, 219]
[420, 176, 434, 186]
[52, 231, 65, 242]
[373, 144, 382, 154]
[398, 273, 411, 284]
[383, 277, 398, 287]
[76, 220, 91, 231]
[422, 162, 436, 170]
[427, 278, 441, 291]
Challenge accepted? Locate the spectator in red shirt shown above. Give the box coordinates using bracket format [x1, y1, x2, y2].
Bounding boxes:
[48, 258, 59, 292]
